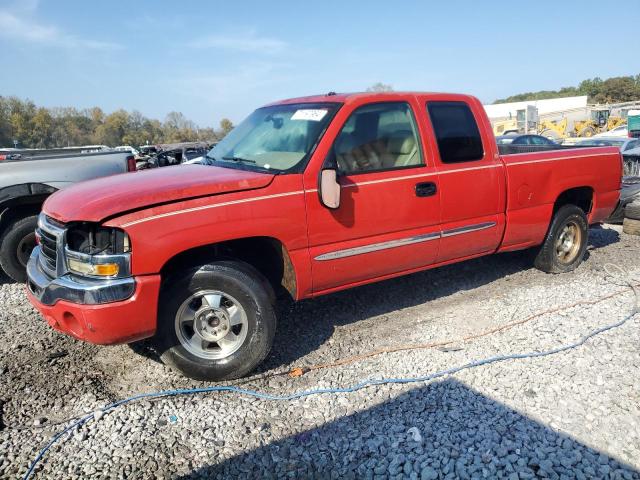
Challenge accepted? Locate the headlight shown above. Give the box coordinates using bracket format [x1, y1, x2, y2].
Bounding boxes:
[67, 256, 121, 277]
[64, 223, 131, 278]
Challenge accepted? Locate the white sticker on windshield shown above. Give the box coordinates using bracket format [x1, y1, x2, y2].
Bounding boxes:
[291, 109, 328, 121]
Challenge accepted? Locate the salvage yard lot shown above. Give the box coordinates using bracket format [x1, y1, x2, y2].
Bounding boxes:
[1, 225, 639, 479]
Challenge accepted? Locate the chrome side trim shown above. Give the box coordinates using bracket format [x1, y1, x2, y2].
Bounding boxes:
[314, 221, 497, 261]
[121, 190, 305, 228]
[441, 221, 496, 238]
[315, 232, 440, 261]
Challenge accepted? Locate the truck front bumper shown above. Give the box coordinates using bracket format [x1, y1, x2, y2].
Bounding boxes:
[26, 246, 161, 344]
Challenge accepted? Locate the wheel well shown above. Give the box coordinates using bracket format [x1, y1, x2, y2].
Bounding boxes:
[160, 237, 297, 300]
[553, 187, 593, 215]
[0, 200, 46, 236]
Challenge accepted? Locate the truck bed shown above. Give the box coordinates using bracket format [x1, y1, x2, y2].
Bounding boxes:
[0, 151, 133, 191]
[498, 146, 622, 251]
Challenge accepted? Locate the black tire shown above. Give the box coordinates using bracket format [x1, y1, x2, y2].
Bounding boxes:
[533, 205, 588, 274]
[625, 200, 640, 221]
[0, 215, 38, 282]
[579, 126, 596, 137]
[623, 218, 640, 236]
[153, 261, 276, 381]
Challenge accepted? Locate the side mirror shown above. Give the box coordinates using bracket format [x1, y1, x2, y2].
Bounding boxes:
[320, 169, 341, 209]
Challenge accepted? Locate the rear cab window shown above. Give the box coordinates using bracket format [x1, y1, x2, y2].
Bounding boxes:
[427, 101, 484, 164]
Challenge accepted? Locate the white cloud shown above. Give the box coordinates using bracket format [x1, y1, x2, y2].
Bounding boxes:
[188, 32, 287, 54]
[0, 8, 122, 50]
[177, 62, 287, 94]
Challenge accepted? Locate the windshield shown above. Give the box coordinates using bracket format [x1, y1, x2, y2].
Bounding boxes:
[206, 103, 339, 173]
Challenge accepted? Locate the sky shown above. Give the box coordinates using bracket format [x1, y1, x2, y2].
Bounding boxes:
[0, 0, 639, 127]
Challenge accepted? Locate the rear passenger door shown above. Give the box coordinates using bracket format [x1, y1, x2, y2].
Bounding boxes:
[425, 100, 506, 263]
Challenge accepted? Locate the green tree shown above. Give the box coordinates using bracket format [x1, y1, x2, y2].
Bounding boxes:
[366, 82, 394, 92]
[0, 96, 219, 149]
[163, 111, 199, 143]
[218, 118, 234, 138]
[31, 108, 54, 148]
[94, 109, 131, 146]
[0, 97, 12, 147]
[6, 97, 36, 147]
[494, 74, 640, 104]
[140, 119, 164, 145]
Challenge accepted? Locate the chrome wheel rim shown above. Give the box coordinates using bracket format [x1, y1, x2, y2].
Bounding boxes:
[554, 220, 582, 264]
[175, 290, 248, 360]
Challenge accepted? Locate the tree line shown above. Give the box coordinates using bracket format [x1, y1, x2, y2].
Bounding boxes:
[493, 74, 640, 104]
[0, 95, 234, 149]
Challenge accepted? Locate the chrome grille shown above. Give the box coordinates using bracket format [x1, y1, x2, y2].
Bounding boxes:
[36, 215, 65, 277]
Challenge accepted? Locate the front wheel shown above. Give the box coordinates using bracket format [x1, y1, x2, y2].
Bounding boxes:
[579, 126, 596, 137]
[0, 215, 38, 282]
[153, 261, 276, 381]
[534, 205, 588, 273]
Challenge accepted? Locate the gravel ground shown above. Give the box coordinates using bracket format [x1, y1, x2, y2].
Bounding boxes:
[1, 224, 639, 479]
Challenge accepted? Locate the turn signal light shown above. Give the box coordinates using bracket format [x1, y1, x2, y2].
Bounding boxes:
[68, 258, 119, 277]
[94, 264, 120, 276]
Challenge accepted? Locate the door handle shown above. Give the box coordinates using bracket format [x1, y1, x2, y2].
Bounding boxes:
[415, 182, 437, 197]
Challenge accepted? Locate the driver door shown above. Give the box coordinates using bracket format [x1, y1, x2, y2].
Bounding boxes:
[304, 100, 441, 294]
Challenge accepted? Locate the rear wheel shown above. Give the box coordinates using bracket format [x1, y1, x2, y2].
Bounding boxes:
[0, 215, 38, 282]
[153, 261, 276, 381]
[534, 205, 588, 273]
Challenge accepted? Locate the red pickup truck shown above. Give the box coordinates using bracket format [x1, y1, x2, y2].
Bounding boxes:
[26, 92, 621, 380]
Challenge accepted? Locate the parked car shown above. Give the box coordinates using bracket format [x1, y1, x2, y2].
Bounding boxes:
[0, 150, 136, 281]
[74, 145, 111, 153]
[605, 177, 640, 223]
[593, 125, 628, 138]
[575, 136, 640, 153]
[135, 143, 210, 169]
[495, 134, 557, 145]
[138, 145, 159, 157]
[26, 92, 621, 380]
[115, 145, 140, 156]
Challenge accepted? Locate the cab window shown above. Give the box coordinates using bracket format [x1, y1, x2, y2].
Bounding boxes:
[331, 102, 423, 174]
[427, 101, 484, 163]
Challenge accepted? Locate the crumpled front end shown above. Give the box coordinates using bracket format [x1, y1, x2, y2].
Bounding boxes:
[26, 214, 161, 344]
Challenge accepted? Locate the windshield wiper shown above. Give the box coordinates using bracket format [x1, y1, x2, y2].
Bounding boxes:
[222, 156, 256, 164]
[203, 153, 217, 165]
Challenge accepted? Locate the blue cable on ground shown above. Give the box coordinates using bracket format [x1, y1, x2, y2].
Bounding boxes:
[23, 298, 638, 480]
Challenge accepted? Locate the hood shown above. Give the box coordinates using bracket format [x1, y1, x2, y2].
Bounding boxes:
[44, 165, 274, 223]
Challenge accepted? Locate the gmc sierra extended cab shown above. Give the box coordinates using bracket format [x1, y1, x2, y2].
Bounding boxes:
[0, 150, 135, 282]
[26, 92, 621, 380]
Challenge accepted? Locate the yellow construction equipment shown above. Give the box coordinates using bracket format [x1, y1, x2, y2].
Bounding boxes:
[538, 118, 568, 141]
[492, 106, 539, 136]
[492, 118, 518, 136]
[574, 108, 624, 137]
